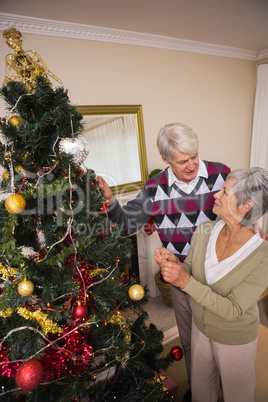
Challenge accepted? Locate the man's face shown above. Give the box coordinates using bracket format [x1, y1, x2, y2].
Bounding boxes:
[162, 149, 199, 184]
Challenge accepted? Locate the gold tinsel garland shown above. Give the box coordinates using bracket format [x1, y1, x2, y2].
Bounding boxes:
[0, 308, 13, 318]
[0, 307, 62, 335]
[0, 263, 18, 279]
[90, 268, 109, 276]
[17, 307, 63, 335]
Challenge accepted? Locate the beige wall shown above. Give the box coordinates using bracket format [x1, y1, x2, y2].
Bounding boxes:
[0, 33, 257, 174]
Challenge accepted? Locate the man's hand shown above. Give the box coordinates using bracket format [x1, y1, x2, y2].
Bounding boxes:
[97, 176, 115, 206]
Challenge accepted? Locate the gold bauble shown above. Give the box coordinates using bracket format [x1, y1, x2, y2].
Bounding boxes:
[128, 284, 145, 301]
[18, 279, 34, 296]
[2, 172, 9, 180]
[8, 115, 23, 126]
[5, 194, 26, 214]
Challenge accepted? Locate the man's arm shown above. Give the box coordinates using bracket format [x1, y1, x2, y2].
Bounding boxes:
[97, 176, 152, 235]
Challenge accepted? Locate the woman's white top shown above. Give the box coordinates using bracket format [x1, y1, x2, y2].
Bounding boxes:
[205, 219, 264, 285]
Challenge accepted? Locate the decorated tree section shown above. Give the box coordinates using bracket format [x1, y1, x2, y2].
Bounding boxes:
[0, 28, 183, 401]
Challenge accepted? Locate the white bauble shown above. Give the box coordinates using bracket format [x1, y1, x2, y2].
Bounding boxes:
[59, 136, 90, 165]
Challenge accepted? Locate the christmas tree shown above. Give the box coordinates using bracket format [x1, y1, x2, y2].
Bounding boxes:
[0, 28, 181, 401]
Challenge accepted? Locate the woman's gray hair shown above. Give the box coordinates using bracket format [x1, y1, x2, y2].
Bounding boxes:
[157, 123, 199, 162]
[228, 167, 268, 226]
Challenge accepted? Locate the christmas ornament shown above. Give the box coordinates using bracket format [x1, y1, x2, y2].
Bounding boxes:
[0, 347, 20, 379]
[5, 194, 26, 214]
[73, 304, 88, 319]
[17, 307, 62, 335]
[3, 27, 62, 93]
[0, 263, 17, 279]
[15, 359, 43, 391]
[170, 345, 183, 361]
[160, 273, 170, 284]
[42, 323, 93, 381]
[8, 115, 23, 126]
[2, 171, 9, 180]
[59, 136, 90, 165]
[128, 284, 145, 301]
[18, 279, 34, 296]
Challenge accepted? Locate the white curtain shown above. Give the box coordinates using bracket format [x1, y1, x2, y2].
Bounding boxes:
[83, 115, 140, 187]
[250, 63, 268, 230]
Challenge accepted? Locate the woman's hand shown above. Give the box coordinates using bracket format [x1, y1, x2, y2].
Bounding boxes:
[154, 247, 177, 265]
[160, 261, 191, 289]
[154, 248, 190, 288]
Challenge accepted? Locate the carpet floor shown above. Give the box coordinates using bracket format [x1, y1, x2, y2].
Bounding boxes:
[162, 292, 268, 402]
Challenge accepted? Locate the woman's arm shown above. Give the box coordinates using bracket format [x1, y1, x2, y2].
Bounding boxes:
[183, 257, 268, 321]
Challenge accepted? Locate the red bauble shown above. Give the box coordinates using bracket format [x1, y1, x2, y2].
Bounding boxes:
[160, 273, 169, 284]
[15, 359, 43, 391]
[170, 345, 184, 361]
[73, 304, 88, 319]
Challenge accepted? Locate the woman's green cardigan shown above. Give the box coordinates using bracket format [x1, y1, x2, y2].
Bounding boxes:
[182, 221, 268, 345]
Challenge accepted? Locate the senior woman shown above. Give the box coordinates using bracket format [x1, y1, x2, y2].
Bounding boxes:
[154, 167, 268, 402]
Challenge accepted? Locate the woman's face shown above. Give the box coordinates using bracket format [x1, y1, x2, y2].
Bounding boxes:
[213, 179, 241, 222]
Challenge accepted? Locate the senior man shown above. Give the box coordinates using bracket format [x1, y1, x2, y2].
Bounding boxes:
[97, 122, 231, 402]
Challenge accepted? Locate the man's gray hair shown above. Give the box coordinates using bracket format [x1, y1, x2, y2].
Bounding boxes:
[228, 167, 268, 226]
[157, 123, 199, 162]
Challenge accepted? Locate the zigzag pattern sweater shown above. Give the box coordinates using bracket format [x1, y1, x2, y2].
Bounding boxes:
[108, 160, 231, 261]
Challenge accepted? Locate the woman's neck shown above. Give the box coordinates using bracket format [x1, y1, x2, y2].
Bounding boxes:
[216, 220, 255, 262]
[221, 219, 254, 240]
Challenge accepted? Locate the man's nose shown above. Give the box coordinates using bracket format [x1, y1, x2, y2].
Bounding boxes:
[187, 159, 195, 170]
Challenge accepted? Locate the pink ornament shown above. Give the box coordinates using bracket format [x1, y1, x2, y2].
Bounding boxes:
[15, 359, 43, 391]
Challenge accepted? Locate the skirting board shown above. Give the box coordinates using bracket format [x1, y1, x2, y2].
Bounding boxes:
[163, 326, 179, 345]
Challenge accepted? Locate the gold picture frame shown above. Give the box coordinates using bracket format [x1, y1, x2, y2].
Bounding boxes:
[77, 105, 148, 194]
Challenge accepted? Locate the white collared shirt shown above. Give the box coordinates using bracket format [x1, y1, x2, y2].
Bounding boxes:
[205, 219, 264, 285]
[167, 159, 208, 194]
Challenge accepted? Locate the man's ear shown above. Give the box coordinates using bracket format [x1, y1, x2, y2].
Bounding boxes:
[239, 199, 254, 214]
[161, 156, 170, 165]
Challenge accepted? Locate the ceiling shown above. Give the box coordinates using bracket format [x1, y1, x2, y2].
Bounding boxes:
[1, 0, 268, 53]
